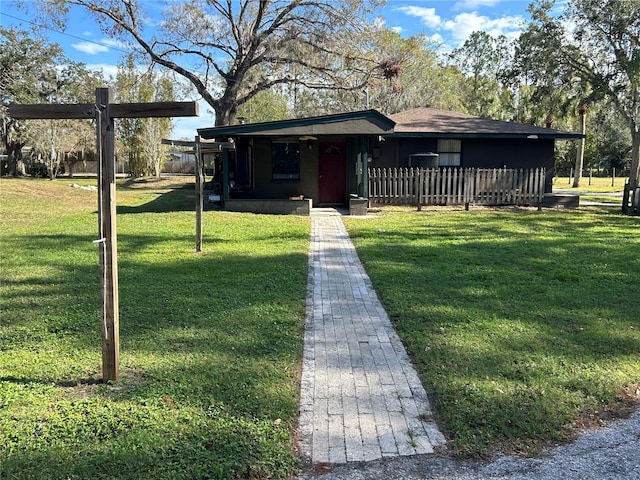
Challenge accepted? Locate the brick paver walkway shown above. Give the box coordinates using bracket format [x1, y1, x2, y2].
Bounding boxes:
[298, 208, 446, 465]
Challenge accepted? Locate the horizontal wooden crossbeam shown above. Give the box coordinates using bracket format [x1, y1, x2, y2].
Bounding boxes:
[111, 102, 199, 118]
[8, 104, 95, 119]
[9, 101, 199, 120]
[162, 138, 235, 151]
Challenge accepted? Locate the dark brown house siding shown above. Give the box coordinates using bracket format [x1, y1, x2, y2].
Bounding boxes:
[462, 138, 555, 191]
[377, 138, 439, 168]
[249, 138, 320, 201]
[375, 137, 556, 192]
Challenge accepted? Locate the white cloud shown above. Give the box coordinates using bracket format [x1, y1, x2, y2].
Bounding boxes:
[453, 0, 502, 11]
[72, 41, 109, 55]
[391, 26, 404, 34]
[397, 6, 442, 29]
[426, 33, 445, 46]
[398, 6, 524, 47]
[443, 12, 523, 45]
[101, 38, 129, 49]
[85, 63, 119, 80]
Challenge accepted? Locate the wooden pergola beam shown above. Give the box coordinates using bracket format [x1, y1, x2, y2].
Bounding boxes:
[9, 102, 198, 120]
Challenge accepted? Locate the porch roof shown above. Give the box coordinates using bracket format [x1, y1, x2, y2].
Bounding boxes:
[197, 109, 395, 139]
[388, 108, 584, 140]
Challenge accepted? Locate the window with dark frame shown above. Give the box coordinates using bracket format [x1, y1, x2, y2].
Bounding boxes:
[437, 139, 461, 167]
[272, 141, 300, 180]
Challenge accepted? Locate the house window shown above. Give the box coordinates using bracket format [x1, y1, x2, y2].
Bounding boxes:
[272, 141, 300, 180]
[437, 139, 461, 167]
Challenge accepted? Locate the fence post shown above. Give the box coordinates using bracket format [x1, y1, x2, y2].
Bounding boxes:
[417, 168, 423, 211]
[537, 168, 544, 211]
[464, 168, 470, 210]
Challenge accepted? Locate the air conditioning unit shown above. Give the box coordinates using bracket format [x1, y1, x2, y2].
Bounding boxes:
[408, 152, 439, 168]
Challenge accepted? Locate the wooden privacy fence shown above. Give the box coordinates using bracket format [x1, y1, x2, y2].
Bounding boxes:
[368, 167, 546, 208]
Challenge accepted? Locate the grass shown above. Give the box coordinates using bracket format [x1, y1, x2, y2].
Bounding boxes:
[553, 176, 627, 204]
[343, 205, 640, 457]
[2, 176, 639, 471]
[579, 195, 622, 204]
[553, 175, 628, 192]
[0, 176, 309, 479]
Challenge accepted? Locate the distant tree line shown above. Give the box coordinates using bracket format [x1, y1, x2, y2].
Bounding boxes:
[1, 29, 174, 178]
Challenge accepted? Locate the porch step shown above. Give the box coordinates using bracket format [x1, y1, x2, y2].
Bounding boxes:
[543, 193, 580, 208]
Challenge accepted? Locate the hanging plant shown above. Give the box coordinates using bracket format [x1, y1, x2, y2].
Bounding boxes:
[379, 59, 403, 80]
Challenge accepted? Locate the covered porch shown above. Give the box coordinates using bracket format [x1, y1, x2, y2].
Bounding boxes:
[196, 110, 395, 214]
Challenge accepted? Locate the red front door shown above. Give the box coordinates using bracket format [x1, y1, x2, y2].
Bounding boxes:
[318, 142, 347, 204]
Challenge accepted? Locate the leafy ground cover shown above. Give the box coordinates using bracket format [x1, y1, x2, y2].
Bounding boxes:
[343, 205, 640, 457]
[0, 177, 309, 479]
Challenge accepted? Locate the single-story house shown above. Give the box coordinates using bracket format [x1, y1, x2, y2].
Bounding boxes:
[197, 107, 583, 213]
[382, 108, 583, 192]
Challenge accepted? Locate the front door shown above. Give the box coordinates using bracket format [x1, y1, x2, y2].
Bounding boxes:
[318, 142, 347, 204]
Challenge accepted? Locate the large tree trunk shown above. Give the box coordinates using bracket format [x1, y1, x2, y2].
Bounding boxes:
[214, 100, 238, 127]
[629, 124, 640, 190]
[572, 105, 587, 188]
[622, 123, 639, 214]
[6, 141, 25, 176]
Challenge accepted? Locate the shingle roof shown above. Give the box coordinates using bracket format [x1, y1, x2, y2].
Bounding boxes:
[197, 107, 583, 141]
[389, 107, 583, 139]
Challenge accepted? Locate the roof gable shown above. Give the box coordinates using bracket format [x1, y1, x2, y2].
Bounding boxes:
[198, 109, 395, 139]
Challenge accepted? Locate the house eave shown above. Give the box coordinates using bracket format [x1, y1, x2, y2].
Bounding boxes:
[198, 109, 395, 139]
[384, 132, 585, 140]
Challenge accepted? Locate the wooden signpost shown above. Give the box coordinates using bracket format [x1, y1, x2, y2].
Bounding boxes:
[161, 137, 235, 252]
[9, 87, 199, 381]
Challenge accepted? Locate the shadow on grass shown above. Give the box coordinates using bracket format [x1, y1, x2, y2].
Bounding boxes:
[1, 218, 310, 475]
[1, 179, 309, 479]
[117, 182, 196, 214]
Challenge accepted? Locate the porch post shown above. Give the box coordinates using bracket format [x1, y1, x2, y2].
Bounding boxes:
[356, 138, 363, 197]
[222, 147, 230, 202]
[347, 138, 353, 196]
[195, 135, 203, 252]
[362, 137, 369, 199]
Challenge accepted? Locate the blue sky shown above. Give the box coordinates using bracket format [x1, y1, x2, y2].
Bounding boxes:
[1, 0, 537, 137]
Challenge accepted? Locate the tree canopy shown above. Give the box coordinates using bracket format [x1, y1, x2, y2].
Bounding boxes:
[1, 26, 101, 176]
[520, 0, 640, 189]
[7, 0, 640, 190]
[34, 0, 384, 126]
[114, 56, 174, 177]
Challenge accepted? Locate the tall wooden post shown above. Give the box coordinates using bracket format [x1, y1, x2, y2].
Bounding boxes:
[96, 88, 120, 381]
[9, 89, 199, 383]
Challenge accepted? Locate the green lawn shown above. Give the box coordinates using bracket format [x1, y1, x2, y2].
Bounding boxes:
[553, 175, 628, 192]
[2, 178, 639, 474]
[344, 205, 640, 457]
[0, 177, 309, 479]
